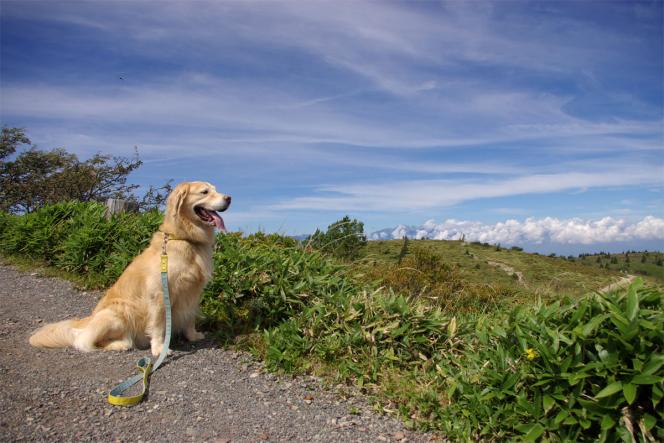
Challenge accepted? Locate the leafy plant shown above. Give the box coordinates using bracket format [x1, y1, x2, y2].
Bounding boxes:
[0, 201, 161, 287]
[433, 279, 664, 441]
[307, 215, 367, 260]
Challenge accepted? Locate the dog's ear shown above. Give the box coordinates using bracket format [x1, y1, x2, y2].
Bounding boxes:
[168, 183, 189, 217]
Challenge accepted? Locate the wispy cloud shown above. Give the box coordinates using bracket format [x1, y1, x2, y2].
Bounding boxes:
[2, 83, 660, 156]
[275, 169, 664, 212]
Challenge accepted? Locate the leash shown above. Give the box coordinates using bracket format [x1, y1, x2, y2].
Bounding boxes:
[107, 233, 173, 406]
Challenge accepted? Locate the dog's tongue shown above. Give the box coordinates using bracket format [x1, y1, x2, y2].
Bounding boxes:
[207, 209, 227, 232]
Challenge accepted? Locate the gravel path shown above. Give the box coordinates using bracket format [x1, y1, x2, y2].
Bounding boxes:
[0, 263, 436, 442]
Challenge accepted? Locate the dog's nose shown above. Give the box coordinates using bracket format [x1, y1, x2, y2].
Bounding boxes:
[224, 195, 232, 204]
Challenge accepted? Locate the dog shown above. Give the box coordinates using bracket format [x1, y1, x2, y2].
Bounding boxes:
[29, 181, 231, 356]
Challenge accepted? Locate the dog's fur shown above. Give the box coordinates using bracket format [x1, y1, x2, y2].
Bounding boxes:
[29, 181, 231, 356]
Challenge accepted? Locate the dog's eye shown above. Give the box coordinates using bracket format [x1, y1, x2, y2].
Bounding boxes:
[201, 189, 209, 195]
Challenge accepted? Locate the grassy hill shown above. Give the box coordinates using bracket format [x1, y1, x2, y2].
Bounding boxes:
[572, 251, 664, 283]
[361, 239, 647, 310]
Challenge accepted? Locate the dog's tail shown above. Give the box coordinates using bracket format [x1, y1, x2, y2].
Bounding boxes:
[28, 317, 90, 349]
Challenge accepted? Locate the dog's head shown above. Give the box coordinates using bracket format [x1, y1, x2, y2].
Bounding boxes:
[167, 181, 231, 232]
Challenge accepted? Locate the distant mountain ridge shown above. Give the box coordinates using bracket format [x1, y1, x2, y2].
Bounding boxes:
[369, 220, 664, 256]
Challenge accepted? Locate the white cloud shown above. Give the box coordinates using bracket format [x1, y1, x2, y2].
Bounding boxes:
[371, 216, 664, 245]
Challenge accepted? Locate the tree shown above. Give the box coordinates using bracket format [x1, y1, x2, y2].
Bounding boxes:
[136, 180, 174, 211]
[0, 127, 30, 161]
[0, 127, 169, 213]
[307, 215, 367, 260]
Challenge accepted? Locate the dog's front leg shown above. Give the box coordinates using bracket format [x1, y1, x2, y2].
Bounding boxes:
[147, 299, 167, 357]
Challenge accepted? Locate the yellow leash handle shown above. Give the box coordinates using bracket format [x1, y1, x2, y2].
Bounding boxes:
[108, 357, 153, 406]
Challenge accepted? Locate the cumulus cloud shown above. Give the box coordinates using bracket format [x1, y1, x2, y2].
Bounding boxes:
[373, 216, 664, 245]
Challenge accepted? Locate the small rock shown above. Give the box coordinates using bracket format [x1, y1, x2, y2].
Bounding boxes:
[257, 432, 270, 440]
[394, 431, 406, 440]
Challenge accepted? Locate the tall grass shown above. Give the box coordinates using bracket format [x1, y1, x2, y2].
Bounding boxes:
[1, 203, 662, 440]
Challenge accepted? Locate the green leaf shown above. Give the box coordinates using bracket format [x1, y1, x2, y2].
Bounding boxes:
[642, 354, 664, 375]
[543, 395, 555, 413]
[631, 374, 664, 385]
[652, 384, 663, 408]
[643, 413, 656, 431]
[596, 381, 622, 398]
[600, 414, 616, 430]
[563, 416, 577, 425]
[518, 423, 545, 442]
[625, 284, 639, 321]
[623, 383, 637, 405]
[554, 409, 569, 424]
[579, 314, 609, 338]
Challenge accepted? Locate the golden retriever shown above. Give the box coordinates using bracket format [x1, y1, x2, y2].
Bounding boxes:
[29, 181, 231, 356]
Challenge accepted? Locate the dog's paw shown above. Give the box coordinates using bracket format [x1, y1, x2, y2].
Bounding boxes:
[151, 342, 174, 357]
[185, 330, 205, 342]
[151, 342, 164, 357]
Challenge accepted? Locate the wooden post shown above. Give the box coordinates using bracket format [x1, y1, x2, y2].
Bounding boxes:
[105, 199, 139, 219]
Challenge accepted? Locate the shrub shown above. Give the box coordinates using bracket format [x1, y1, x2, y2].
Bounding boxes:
[307, 215, 367, 261]
[363, 247, 510, 313]
[433, 279, 663, 441]
[0, 201, 161, 286]
[200, 232, 358, 336]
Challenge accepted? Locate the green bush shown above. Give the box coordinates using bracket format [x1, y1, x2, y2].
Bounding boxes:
[201, 232, 358, 336]
[0, 201, 161, 286]
[0, 201, 86, 260]
[363, 247, 512, 313]
[307, 215, 367, 260]
[262, 279, 663, 441]
[433, 279, 664, 441]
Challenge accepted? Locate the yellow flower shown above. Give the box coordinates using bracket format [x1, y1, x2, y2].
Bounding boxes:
[525, 348, 538, 360]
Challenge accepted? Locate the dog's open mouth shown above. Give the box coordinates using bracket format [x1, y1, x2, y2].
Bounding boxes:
[194, 206, 227, 232]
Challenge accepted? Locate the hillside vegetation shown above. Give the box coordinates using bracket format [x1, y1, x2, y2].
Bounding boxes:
[361, 239, 657, 312]
[575, 251, 664, 283]
[1, 203, 663, 441]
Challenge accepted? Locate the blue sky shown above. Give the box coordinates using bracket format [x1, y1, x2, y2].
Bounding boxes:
[1, 0, 663, 252]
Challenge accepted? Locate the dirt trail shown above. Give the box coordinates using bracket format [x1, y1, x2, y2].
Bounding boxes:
[486, 261, 525, 284]
[0, 263, 435, 442]
[599, 275, 636, 294]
